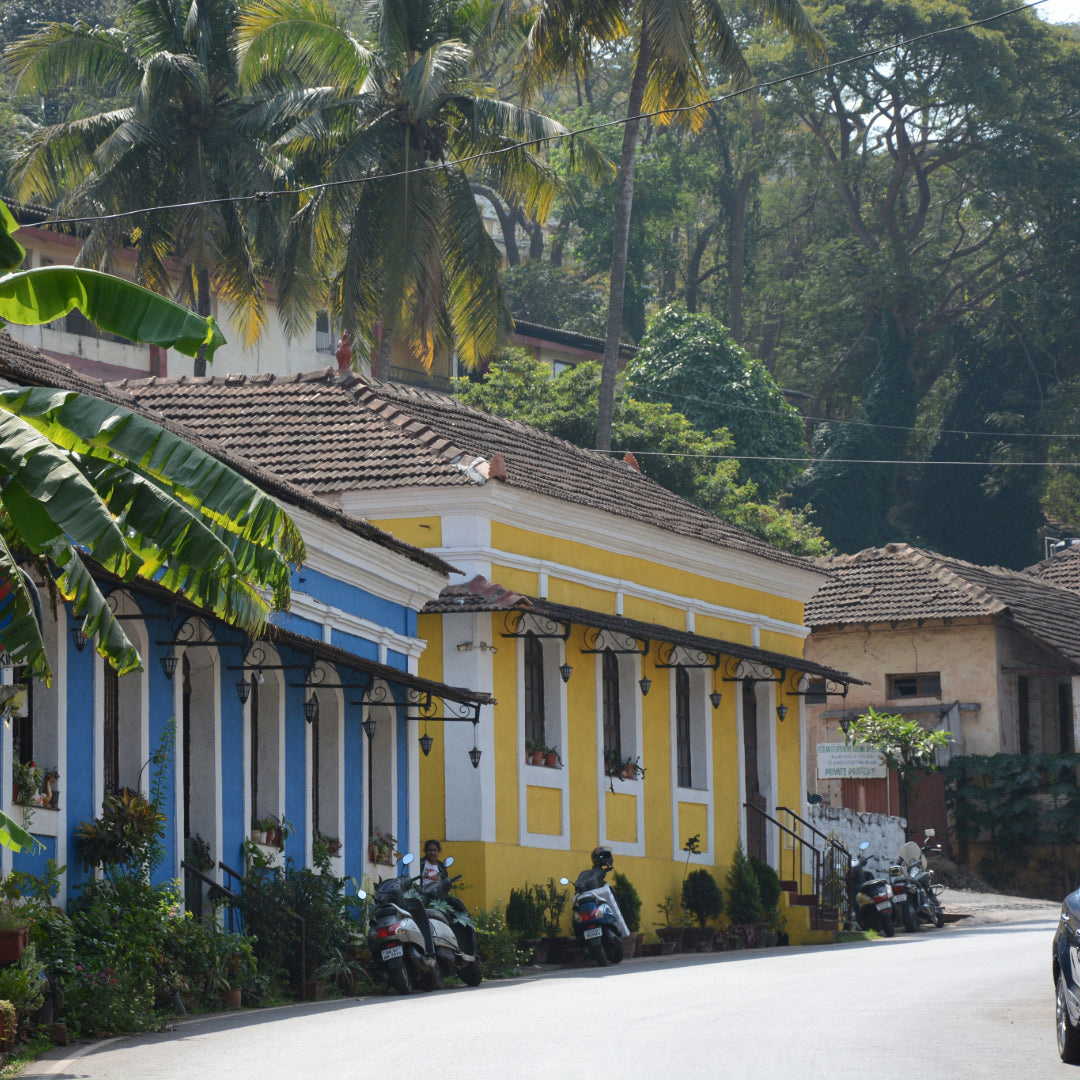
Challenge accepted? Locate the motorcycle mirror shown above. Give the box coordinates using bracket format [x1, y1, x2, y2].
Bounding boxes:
[401, 852, 415, 866]
[444, 855, 455, 868]
[859, 841, 870, 851]
[925, 828, 935, 837]
[356, 888, 367, 900]
[559, 877, 570, 886]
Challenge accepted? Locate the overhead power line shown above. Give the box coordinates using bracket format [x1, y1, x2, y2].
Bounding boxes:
[28, 1, 1052, 230]
[613, 451, 1080, 467]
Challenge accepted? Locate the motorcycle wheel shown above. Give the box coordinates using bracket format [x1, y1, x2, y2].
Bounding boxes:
[932, 901, 945, 929]
[602, 930, 624, 965]
[880, 912, 895, 937]
[591, 941, 608, 967]
[387, 962, 411, 995]
[461, 960, 484, 986]
[903, 903, 918, 933]
[1058, 973, 1080, 1063]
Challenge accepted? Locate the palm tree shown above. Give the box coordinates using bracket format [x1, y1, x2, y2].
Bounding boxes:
[4, 0, 286, 372]
[0, 201, 304, 853]
[519, 0, 825, 450]
[236, 0, 606, 378]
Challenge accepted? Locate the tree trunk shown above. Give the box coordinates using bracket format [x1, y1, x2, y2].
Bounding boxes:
[194, 267, 212, 377]
[597, 31, 652, 452]
[374, 324, 395, 381]
[729, 97, 762, 344]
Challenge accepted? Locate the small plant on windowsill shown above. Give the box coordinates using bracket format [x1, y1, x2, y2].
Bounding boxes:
[525, 739, 544, 766]
[314, 831, 342, 860]
[368, 827, 397, 865]
[543, 744, 561, 768]
[11, 761, 42, 807]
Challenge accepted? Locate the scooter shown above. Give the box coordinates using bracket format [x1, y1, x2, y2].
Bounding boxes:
[898, 828, 946, 928]
[560, 846, 628, 966]
[850, 841, 895, 937]
[420, 855, 484, 987]
[367, 853, 440, 994]
[888, 860, 919, 933]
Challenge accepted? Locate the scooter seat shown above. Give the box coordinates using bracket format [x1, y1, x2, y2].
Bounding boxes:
[427, 909, 451, 925]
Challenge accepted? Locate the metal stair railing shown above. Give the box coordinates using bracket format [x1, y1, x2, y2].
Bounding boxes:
[743, 801, 851, 930]
[776, 806, 852, 931]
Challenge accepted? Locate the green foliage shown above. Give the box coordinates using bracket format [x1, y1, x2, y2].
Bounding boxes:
[748, 856, 782, 913]
[846, 707, 952, 822]
[505, 883, 546, 939]
[501, 261, 607, 336]
[0, 942, 45, 1021]
[944, 753, 1080, 893]
[74, 791, 166, 882]
[472, 903, 527, 979]
[627, 305, 808, 498]
[533, 878, 568, 938]
[725, 842, 764, 926]
[455, 352, 829, 555]
[610, 871, 641, 933]
[681, 868, 724, 928]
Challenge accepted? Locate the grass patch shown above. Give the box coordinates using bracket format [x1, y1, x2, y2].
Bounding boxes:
[2, 1034, 52, 1078]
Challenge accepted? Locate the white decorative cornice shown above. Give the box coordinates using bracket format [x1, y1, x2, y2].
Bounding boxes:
[287, 592, 427, 658]
[291, 506, 449, 611]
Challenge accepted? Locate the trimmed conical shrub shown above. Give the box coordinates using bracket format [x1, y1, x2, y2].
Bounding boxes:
[682, 868, 724, 928]
[726, 842, 765, 924]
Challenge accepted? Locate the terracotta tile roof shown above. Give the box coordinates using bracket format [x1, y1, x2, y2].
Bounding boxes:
[0, 333, 452, 575]
[1026, 545, 1080, 594]
[806, 543, 1080, 669]
[422, 577, 863, 685]
[423, 575, 533, 613]
[112, 369, 816, 570]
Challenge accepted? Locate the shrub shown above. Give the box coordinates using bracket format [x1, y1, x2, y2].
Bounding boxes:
[610, 872, 642, 933]
[748, 856, 782, 912]
[533, 878, 568, 937]
[726, 842, 765, 925]
[0, 944, 45, 1030]
[505, 884, 545, 939]
[473, 903, 527, 979]
[681, 869, 724, 928]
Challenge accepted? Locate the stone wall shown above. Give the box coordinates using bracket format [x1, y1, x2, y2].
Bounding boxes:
[808, 804, 907, 877]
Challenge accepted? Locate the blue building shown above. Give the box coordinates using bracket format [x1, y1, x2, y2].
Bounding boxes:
[0, 334, 489, 906]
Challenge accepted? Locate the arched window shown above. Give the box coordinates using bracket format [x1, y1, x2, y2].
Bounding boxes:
[103, 664, 119, 795]
[524, 632, 546, 748]
[676, 666, 693, 788]
[310, 693, 321, 837]
[602, 649, 622, 761]
[249, 676, 259, 818]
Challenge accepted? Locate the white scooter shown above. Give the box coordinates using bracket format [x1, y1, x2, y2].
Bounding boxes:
[366, 853, 440, 994]
[420, 855, 484, 986]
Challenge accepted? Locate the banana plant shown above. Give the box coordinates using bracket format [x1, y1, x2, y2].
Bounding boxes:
[0, 204, 306, 852]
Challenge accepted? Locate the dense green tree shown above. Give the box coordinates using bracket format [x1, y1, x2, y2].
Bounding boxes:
[237, 0, 605, 377]
[456, 350, 829, 554]
[5, 0, 287, 368]
[625, 305, 806, 498]
[519, 0, 824, 451]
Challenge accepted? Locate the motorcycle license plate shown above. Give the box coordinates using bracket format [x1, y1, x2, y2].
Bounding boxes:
[893, 894, 906, 902]
[875, 900, 891, 911]
[381, 945, 404, 960]
[584, 927, 602, 940]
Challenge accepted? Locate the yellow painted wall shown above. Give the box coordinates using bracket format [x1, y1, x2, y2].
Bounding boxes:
[368, 516, 442, 548]
[605, 791, 637, 843]
[527, 786, 562, 834]
[678, 801, 708, 845]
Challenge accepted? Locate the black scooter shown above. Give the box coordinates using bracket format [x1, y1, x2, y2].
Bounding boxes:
[560, 850, 627, 966]
[850, 841, 896, 937]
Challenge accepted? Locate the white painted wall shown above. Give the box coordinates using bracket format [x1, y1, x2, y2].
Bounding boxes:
[808, 804, 907, 878]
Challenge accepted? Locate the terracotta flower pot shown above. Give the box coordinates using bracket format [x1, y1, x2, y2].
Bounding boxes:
[0, 928, 29, 964]
[529, 750, 544, 766]
[544, 752, 559, 767]
[219, 987, 242, 1010]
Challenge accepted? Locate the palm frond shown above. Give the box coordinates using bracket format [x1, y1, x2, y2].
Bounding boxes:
[3, 23, 143, 98]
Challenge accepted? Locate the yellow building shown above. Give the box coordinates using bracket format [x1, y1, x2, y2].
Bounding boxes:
[117, 369, 860, 940]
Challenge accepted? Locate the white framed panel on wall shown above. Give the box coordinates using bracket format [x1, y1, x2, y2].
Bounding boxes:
[668, 664, 714, 863]
[594, 651, 645, 858]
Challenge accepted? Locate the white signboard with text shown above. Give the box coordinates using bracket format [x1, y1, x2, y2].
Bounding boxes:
[816, 742, 887, 780]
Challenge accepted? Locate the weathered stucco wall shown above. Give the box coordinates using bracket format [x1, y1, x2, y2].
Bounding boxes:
[807, 805, 907, 878]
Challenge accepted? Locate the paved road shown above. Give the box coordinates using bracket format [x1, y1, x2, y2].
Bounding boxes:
[23, 907, 1064, 1080]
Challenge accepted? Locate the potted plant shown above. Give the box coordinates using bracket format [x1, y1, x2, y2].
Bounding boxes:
[250, 818, 265, 844]
[11, 759, 42, 807]
[682, 868, 724, 951]
[506, 883, 547, 961]
[314, 831, 342, 860]
[42, 767, 59, 809]
[368, 827, 397, 865]
[528, 741, 545, 766]
[611, 872, 643, 958]
[749, 854, 785, 946]
[726, 841, 766, 943]
[0, 905, 30, 964]
[654, 896, 686, 952]
[544, 744, 560, 768]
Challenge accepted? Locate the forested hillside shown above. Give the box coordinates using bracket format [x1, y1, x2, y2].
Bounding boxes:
[1, 0, 1076, 566]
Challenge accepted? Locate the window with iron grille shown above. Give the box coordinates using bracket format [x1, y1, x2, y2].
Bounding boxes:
[524, 632, 546, 749]
[310, 694, 321, 836]
[12, 670, 32, 767]
[249, 678, 259, 817]
[676, 666, 693, 788]
[602, 650, 622, 761]
[886, 672, 941, 699]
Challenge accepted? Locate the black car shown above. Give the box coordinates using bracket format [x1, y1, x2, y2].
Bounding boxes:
[1053, 889, 1080, 1062]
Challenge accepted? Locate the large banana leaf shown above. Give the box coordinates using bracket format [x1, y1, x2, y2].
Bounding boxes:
[0, 809, 40, 854]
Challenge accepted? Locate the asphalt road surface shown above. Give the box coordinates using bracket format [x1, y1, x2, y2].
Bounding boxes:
[21, 890, 1066, 1080]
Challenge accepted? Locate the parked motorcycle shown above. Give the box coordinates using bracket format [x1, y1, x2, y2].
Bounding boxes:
[560, 846, 629, 966]
[850, 841, 896, 937]
[888, 860, 919, 933]
[898, 828, 946, 928]
[367, 853, 440, 994]
[420, 855, 484, 986]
